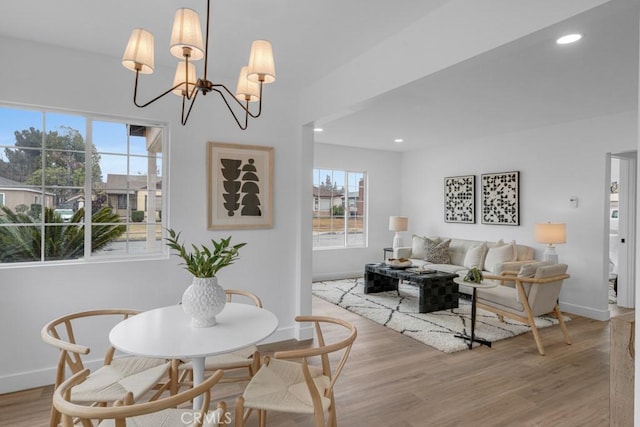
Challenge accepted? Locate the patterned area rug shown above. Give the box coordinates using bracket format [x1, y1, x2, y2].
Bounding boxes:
[312, 277, 568, 353]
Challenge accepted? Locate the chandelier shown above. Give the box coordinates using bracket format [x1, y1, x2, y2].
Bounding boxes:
[121, 0, 276, 129]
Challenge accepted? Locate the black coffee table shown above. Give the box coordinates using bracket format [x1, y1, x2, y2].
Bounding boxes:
[364, 263, 459, 313]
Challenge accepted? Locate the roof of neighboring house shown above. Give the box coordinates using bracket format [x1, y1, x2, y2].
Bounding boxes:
[0, 176, 24, 186]
[313, 186, 343, 198]
[104, 174, 162, 194]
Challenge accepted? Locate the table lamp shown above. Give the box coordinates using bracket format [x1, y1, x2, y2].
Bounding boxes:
[389, 216, 408, 251]
[535, 222, 566, 263]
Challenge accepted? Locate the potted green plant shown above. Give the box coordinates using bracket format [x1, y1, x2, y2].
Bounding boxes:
[463, 267, 484, 284]
[166, 228, 246, 327]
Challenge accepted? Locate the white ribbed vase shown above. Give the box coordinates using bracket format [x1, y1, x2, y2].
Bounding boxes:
[181, 276, 226, 328]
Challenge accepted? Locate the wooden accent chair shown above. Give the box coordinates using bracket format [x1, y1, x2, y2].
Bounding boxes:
[41, 309, 171, 427]
[479, 262, 571, 355]
[235, 316, 357, 427]
[175, 290, 263, 391]
[53, 368, 227, 427]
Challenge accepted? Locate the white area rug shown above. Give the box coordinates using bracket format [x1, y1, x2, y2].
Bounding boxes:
[312, 277, 568, 353]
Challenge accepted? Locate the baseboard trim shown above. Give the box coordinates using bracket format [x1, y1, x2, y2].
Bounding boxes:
[312, 271, 362, 282]
[560, 301, 610, 321]
[0, 358, 104, 395]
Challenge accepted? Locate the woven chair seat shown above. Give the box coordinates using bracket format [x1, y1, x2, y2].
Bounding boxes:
[242, 358, 331, 414]
[180, 345, 258, 371]
[97, 407, 226, 427]
[71, 357, 169, 403]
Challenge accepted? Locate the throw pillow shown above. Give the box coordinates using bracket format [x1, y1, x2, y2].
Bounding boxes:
[411, 235, 440, 259]
[463, 242, 488, 269]
[424, 238, 451, 264]
[484, 240, 517, 273]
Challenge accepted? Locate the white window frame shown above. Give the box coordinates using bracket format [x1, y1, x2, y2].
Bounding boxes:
[312, 168, 367, 250]
[0, 102, 169, 266]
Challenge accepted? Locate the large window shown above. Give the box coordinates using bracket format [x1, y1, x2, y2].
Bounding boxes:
[0, 105, 166, 264]
[312, 168, 366, 249]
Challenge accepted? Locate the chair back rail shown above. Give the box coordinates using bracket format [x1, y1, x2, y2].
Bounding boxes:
[53, 368, 225, 426]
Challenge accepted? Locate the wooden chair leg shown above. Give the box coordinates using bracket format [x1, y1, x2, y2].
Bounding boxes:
[235, 396, 245, 427]
[329, 396, 338, 427]
[49, 406, 61, 427]
[259, 409, 267, 427]
[554, 305, 572, 345]
[526, 314, 545, 355]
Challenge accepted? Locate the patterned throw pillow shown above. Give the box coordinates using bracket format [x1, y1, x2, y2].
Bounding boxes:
[424, 238, 451, 264]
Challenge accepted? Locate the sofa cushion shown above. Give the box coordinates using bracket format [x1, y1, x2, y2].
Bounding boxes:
[462, 242, 488, 269]
[484, 241, 517, 273]
[410, 235, 438, 259]
[425, 238, 451, 264]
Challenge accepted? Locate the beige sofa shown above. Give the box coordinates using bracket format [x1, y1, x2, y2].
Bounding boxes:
[395, 235, 535, 295]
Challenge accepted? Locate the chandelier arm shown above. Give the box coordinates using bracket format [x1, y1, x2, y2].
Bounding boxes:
[181, 88, 200, 126]
[211, 88, 249, 130]
[210, 83, 263, 118]
[133, 69, 187, 109]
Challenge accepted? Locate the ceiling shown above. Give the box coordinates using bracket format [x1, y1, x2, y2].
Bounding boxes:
[0, 1, 638, 152]
[314, 0, 640, 151]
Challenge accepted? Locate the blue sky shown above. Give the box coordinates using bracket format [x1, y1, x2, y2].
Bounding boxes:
[0, 106, 159, 178]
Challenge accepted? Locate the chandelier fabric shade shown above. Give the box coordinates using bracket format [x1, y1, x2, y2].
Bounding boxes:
[172, 61, 197, 96]
[122, 29, 155, 74]
[235, 66, 260, 102]
[247, 40, 276, 83]
[122, 0, 276, 129]
[169, 8, 205, 60]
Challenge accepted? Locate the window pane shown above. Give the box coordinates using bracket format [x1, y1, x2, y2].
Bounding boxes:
[0, 225, 41, 263]
[93, 121, 128, 154]
[43, 223, 84, 261]
[92, 223, 162, 256]
[313, 168, 366, 249]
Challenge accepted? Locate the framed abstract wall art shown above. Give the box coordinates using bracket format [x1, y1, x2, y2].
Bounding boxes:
[481, 171, 519, 225]
[207, 142, 274, 230]
[444, 175, 475, 223]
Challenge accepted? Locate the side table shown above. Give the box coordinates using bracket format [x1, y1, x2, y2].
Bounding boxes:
[453, 277, 497, 349]
[383, 247, 393, 261]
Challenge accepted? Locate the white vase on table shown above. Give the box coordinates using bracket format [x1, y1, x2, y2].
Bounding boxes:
[181, 276, 226, 328]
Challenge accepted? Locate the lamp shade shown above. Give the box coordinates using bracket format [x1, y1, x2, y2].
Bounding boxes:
[170, 8, 205, 60]
[247, 40, 276, 84]
[122, 28, 155, 74]
[172, 61, 197, 96]
[235, 66, 261, 102]
[535, 223, 566, 244]
[389, 216, 408, 232]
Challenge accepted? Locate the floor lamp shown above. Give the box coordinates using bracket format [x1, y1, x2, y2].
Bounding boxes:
[389, 216, 408, 252]
[535, 222, 566, 263]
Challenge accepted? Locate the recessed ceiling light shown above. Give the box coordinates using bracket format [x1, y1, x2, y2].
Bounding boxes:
[313, 128, 323, 132]
[394, 139, 404, 143]
[556, 33, 582, 45]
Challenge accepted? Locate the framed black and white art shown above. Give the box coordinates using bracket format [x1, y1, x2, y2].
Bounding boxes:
[481, 171, 519, 225]
[444, 175, 475, 223]
[207, 142, 274, 230]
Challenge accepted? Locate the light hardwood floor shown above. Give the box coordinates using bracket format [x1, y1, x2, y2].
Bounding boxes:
[0, 297, 633, 427]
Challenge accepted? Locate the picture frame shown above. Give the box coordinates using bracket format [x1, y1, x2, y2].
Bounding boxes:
[207, 142, 274, 230]
[444, 175, 475, 223]
[481, 171, 519, 225]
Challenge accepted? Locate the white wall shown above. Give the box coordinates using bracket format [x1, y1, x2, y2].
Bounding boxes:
[312, 143, 402, 280]
[0, 37, 305, 393]
[401, 111, 637, 320]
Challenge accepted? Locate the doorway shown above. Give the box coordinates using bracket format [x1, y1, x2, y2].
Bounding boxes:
[608, 152, 637, 310]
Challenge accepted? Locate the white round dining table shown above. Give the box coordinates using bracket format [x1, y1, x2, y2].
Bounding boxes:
[109, 303, 278, 409]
